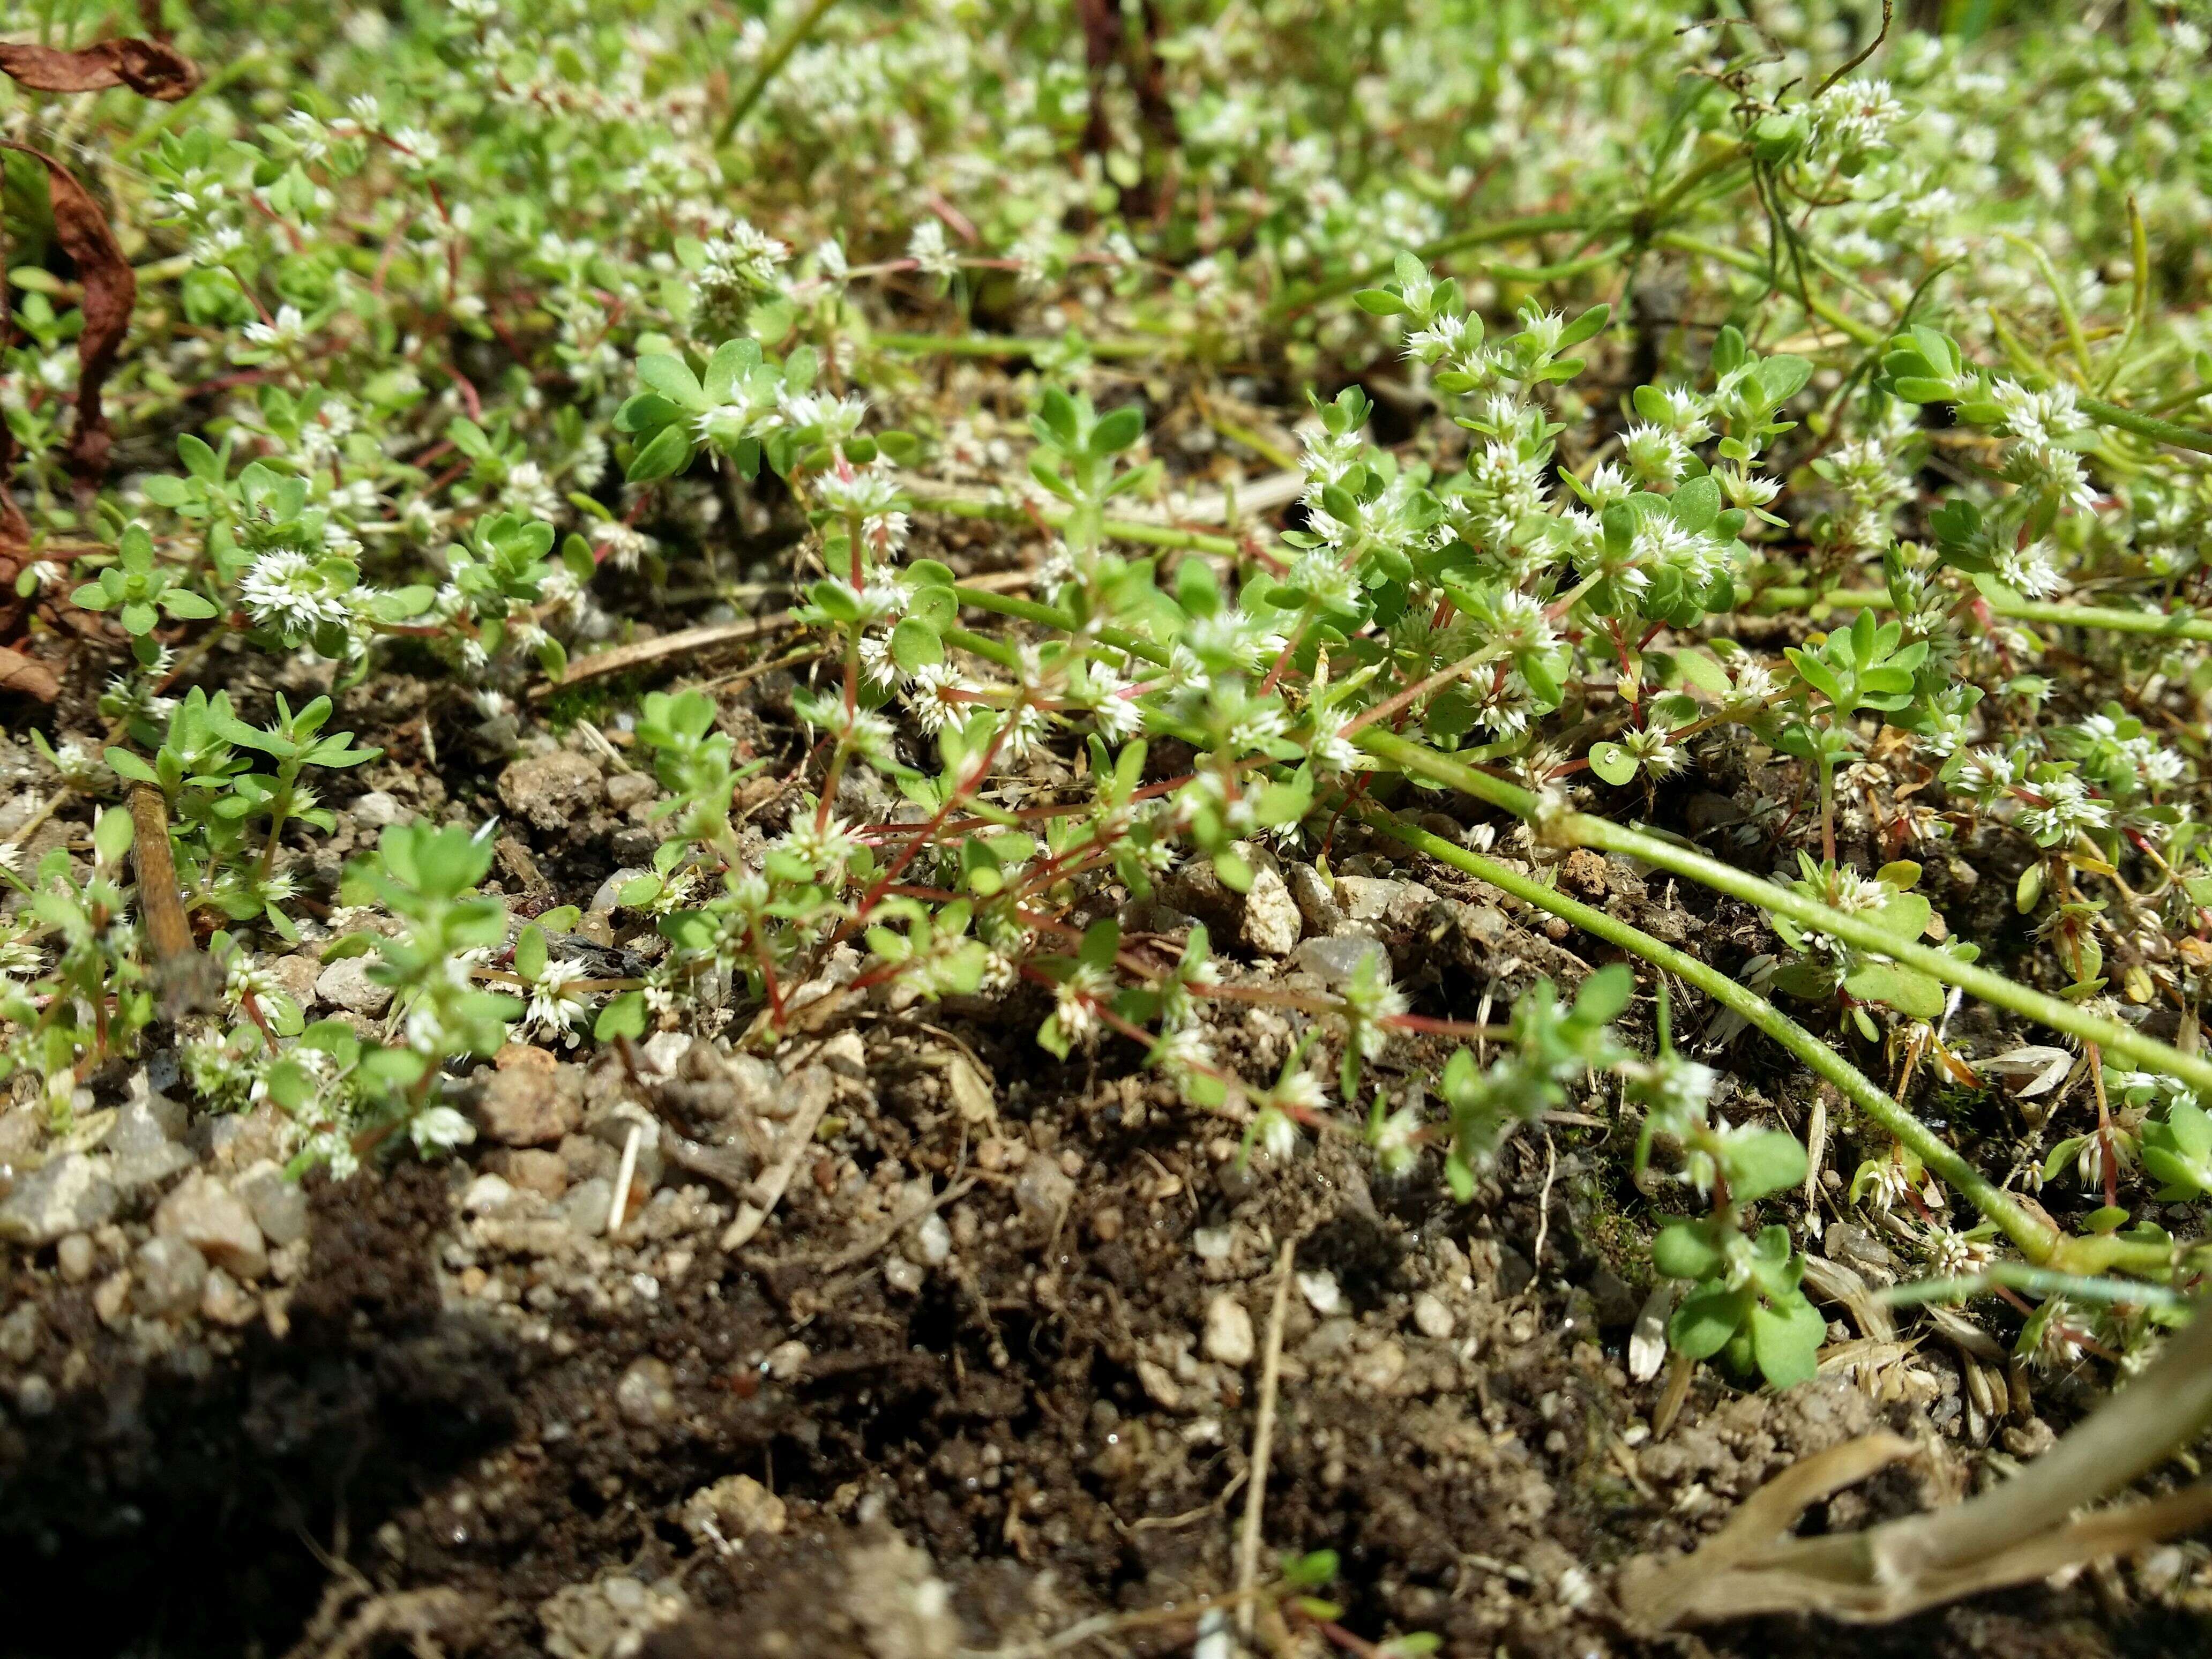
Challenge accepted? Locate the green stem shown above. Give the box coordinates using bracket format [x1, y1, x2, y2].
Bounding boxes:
[1272, 211, 1588, 316]
[950, 587, 1171, 668]
[2075, 395, 2212, 458]
[715, 0, 840, 147]
[1750, 585, 2212, 644]
[872, 332, 1164, 362]
[1483, 238, 1636, 286]
[1881, 1262, 2192, 1310]
[1353, 727, 2212, 1102]
[1361, 808, 2085, 1268]
[913, 492, 1247, 559]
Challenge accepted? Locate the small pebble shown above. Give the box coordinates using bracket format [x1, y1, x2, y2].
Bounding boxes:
[615, 1357, 677, 1426]
[1089, 1206, 1123, 1243]
[1411, 1292, 1454, 1340]
[1297, 1269, 1343, 1316]
[56, 1232, 96, 1284]
[914, 1212, 953, 1266]
[200, 1266, 259, 1327]
[764, 1340, 809, 1380]
[0, 1302, 40, 1364]
[1204, 1293, 1256, 1367]
[134, 1235, 210, 1319]
[93, 1271, 132, 1328]
[884, 1257, 925, 1295]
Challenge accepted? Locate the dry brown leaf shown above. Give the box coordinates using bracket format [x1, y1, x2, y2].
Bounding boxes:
[0, 38, 201, 100]
[0, 645, 59, 704]
[0, 141, 137, 487]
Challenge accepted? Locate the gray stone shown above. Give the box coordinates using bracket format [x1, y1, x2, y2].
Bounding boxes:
[1457, 901, 1509, 948]
[199, 1266, 259, 1327]
[561, 1177, 614, 1235]
[498, 750, 604, 832]
[133, 1235, 210, 1318]
[105, 1088, 195, 1193]
[315, 956, 393, 1018]
[196, 1105, 291, 1174]
[1238, 865, 1302, 956]
[1411, 1292, 1455, 1340]
[604, 773, 656, 811]
[615, 1356, 677, 1425]
[0, 1153, 118, 1246]
[1284, 862, 1344, 933]
[1291, 933, 1389, 987]
[1332, 875, 1406, 923]
[0, 1301, 42, 1364]
[350, 789, 408, 829]
[267, 953, 323, 1007]
[13, 1374, 54, 1417]
[235, 1161, 310, 1247]
[0, 1105, 42, 1172]
[154, 1172, 268, 1279]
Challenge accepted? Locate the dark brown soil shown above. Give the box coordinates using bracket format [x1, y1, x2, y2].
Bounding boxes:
[4, 1050, 2202, 1659]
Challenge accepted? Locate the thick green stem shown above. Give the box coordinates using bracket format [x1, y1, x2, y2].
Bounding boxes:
[1361, 809, 2093, 1268]
[1272, 211, 1589, 316]
[715, 0, 839, 146]
[2076, 395, 2212, 458]
[913, 492, 1246, 559]
[1354, 727, 2212, 1101]
[872, 332, 1165, 362]
[951, 587, 1171, 668]
[1750, 585, 2212, 643]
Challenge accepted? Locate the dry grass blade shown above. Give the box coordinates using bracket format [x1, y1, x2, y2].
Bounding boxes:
[1620, 1298, 2212, 1628]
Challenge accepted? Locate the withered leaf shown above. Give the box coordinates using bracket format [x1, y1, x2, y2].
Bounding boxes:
[0, 646, 59, 704]
[0, 39, 201, 101]
[0, 141, 137, 487]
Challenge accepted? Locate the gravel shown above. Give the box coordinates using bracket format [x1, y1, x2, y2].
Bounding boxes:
[1202, 1292, 1256, 1367]
[315, 956, 394, 1018]
[498, 750, 606, 832]
[133, 1235, 210, 1318]
[153, 1172, 269, 1279]
[0, 1153, 119, 1245]
[1238, 865, 1303, 955]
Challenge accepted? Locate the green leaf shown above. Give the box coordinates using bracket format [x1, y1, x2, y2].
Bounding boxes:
[93, 806, 136, 866]
[1669, 1283, 1748, 1360]
[1573, 962, 1634, 1024]
[1748, 1293, 1826, 1388]
[1353, 288, 1409, 315]
[595, 990, 647, 1041]
[637, 352, 705, 407]
[1652, 1220, 1724, 1281]
[1090, 405, 1145, 455]
[890, 617, 943, 672]
[626, 422, 694, 483]
[1723, 1128, 1808, 1202]
[514, 923, 548, 982]
[1588, 741, 1637, 787]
